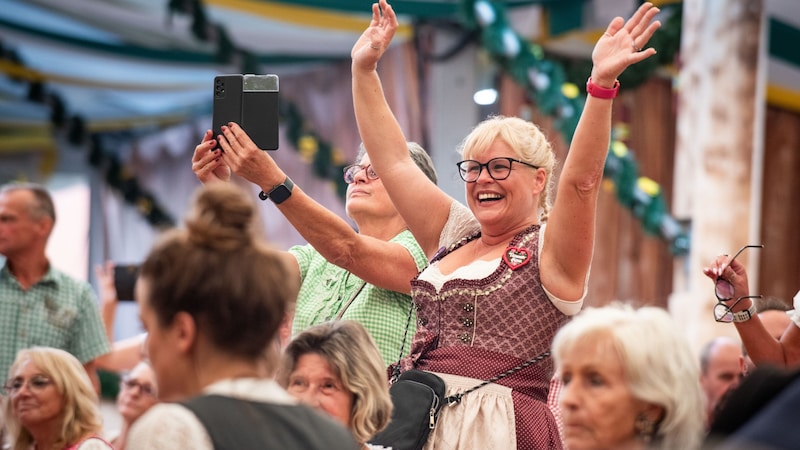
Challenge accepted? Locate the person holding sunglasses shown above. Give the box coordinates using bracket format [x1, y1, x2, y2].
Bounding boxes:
[703, 245, 800, 369]
[192, 128, 436, 365]
[351, 0, 661, 447]
[107, 362, 158, 450]
[3, 346, 113, 450]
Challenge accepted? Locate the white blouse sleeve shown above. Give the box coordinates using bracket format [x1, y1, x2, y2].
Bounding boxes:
[786, 290, 800, 328]
[438, 201, 480, 250]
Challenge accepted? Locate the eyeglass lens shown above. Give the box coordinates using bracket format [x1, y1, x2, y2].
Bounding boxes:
[714, 244, 764, 301]
[121, 377, 156, 396]
[457, 158, 515, 182]
[343, 164, 378, 184]
[4, 375, 53, 395]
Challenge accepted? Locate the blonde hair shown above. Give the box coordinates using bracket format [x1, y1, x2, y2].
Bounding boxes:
[458, 115, 556, 221]
[552, 303, 705, 450]
[278, 320, 392, 444]
[4, 347, 102, 450]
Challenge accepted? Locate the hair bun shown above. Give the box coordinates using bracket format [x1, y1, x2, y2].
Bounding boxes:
[185, 183, 254, 251]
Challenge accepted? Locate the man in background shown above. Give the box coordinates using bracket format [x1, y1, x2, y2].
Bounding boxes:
[0, 182, 110, 390]
[700, 335, 744, 427]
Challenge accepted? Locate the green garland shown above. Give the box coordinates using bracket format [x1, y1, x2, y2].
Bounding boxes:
[460, 0, 689, 255]
[170, 1, 351, 200]
[0, 40, 175, 228]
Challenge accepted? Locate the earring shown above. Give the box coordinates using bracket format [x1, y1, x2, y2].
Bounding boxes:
[635, 414, 656, 443]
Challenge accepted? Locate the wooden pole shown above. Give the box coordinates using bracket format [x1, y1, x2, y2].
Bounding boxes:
[670, 0, 766, 354]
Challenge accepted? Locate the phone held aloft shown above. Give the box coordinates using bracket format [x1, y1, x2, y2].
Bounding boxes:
[113, 264, 140, 302]
[212, 74, 279, 150]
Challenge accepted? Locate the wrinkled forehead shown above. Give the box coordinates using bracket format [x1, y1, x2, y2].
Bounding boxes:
[356, 153, 372, 166]
[129, 362, 156, 382]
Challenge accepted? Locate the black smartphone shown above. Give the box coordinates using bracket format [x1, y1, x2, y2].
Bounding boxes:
[212, 74, 279, 150]
[114, 264, 140, 301]
[212, 74, 243, 149]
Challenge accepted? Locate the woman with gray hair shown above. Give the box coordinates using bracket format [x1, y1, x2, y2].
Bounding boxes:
[552, 303, 704, 450]
[192, 124, 436, 365]
[279, 320, 393, 448]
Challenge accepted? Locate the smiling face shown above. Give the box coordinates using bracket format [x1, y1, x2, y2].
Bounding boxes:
[9, 359, 64, 432]
[464, 140, 543, 231]
[286, 353, 354, 429]
[558, 333, 654, 450]
[344, 154, 398, 224]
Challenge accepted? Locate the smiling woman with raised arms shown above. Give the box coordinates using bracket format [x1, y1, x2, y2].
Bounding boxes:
[351, 0, 661, 448]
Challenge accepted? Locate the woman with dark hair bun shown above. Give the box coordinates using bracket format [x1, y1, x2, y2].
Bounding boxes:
[126, 183, 359, 450]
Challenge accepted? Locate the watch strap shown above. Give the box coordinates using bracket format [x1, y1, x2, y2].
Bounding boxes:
[586, 77, 620, 99]
[731, 301, 757, 323]
[259, 177, 294, 203]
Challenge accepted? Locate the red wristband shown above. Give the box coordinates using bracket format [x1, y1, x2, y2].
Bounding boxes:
[586, 77, 620, 99]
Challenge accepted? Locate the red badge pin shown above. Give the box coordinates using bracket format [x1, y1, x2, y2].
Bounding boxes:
[503, 246, 531, 270]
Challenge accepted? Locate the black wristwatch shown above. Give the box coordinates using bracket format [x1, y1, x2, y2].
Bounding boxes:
[259, 177, 294, 204]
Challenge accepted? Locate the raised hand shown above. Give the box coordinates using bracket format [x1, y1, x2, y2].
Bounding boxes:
[351, 0, 398, 71]
[591, 2, 661, 85]
[702, 254, 751, 302]
[192, 129, 231, 183]
[217, 123, 281, 188]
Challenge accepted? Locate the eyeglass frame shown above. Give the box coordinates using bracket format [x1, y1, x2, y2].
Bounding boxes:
[3, 374, 54, 396]
[714, 244, 764, 302]
[343, 164, 379, 184]
[713, 295, 762, 323]
[120, 375, 157, 397]
[455, 157, 539, 183]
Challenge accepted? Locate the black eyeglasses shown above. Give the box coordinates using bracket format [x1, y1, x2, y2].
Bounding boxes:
[120, 376, 157, 397]
[343, 164, 379, 184]
[714, 244, 764, 301]
[714, 295, 762, 323]
[456, 157, 539, 183]
[3, 374, 53, 396]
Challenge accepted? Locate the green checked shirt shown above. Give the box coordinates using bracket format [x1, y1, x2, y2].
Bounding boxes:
[0, 262, 111, 378]
[290, 230, 427, 366]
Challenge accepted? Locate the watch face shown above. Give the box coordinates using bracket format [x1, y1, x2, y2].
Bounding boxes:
[270, 184, 292, 204]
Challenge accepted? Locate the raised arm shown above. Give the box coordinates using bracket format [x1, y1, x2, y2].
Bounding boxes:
[95, 260, 118, 343]
[540, 3, 661, 301]
[210, 123, 421, 294]
[351, 0, 453, 258]
[703, 257, 800, 368]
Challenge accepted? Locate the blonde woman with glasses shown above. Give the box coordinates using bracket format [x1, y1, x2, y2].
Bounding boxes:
[3, 347, 113, 450]
[351, 1, 661, 447]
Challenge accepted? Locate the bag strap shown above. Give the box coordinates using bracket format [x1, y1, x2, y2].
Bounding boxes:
[334, 280, 367, 320]
[390, 299, 416, 383]
[443, 350, 551, 406]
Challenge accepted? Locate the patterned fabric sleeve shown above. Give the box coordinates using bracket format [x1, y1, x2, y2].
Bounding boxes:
[69, 278, 111, 364]
[288, 244, 312, 280]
